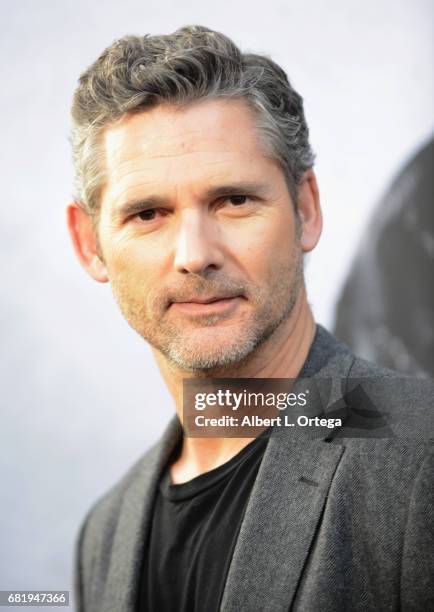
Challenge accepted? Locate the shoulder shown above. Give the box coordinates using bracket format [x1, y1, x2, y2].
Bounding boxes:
[73, 441, 160, 608]
[324, 345, 433, 500]
[314, 327, 434, 439]
[78, 416, 181, 544]
[345, 352, 434, 439]
[79, 440, 158, 550]
[74, 416, 182, 610]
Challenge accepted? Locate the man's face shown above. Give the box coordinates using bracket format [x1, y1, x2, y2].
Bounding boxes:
[97, 98, 304, 371]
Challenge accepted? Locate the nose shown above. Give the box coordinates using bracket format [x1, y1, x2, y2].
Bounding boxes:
[174, 209, 224, 275]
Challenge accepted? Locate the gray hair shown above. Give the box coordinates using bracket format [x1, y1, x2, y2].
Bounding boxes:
[70, 25, 315, 214]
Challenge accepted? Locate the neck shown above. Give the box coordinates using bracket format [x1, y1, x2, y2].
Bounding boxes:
[154, 286, 316, 482]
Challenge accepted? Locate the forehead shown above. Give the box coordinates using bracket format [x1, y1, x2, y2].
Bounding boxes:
[101, 98, 278, 207]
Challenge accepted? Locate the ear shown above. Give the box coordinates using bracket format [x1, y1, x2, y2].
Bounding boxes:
[66, 202, 109, 282]
[296, 169, 323, 253]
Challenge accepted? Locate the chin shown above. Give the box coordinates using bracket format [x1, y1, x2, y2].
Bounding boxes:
[162, 328, 258, 372]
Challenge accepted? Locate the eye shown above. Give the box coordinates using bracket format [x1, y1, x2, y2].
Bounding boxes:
[227, 195, 248, 206]
[137, 209, 157, 221]
[215, 194, 257, 215]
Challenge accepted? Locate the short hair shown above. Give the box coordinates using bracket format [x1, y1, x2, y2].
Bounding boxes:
[70, 25, 315, 214]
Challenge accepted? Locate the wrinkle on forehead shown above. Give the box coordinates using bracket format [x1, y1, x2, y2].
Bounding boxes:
[101, 99, 276, 210]
[104, 99, 263, 164]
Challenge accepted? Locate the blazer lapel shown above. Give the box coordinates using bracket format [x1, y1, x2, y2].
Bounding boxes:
[219, 432, 345, 611]
[101, 416, 182, 612]
[220, 334, 354, 611]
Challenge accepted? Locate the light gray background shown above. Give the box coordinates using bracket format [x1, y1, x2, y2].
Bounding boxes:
[1, 0, 433, 604]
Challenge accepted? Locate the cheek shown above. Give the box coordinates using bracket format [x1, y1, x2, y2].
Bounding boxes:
[232, 213, 295, 280]
[102, 231, 164, 283]
[100, 237, 168, 318]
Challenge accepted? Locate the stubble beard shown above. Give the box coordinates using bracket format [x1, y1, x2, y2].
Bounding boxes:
[110, 246, 304, 374]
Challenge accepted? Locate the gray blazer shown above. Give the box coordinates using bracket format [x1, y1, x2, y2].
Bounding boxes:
[74, 327, 433, 611]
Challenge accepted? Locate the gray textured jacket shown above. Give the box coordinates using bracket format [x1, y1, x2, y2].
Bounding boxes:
[74, 327, 433, 611]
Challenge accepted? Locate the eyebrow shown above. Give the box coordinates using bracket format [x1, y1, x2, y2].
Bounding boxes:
[114, 181, 271, 218]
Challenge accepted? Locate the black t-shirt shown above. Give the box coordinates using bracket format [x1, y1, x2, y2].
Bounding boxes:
[136, 430, 270, 611]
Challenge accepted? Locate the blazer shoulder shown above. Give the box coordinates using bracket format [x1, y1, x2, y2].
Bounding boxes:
[81, 436, 164, 542]
[348, 352, 416, 379]
[339, 352, 434, 442]
[77, 415, 181, 545]
[73, 438, 164, 610]
[74, 416, 182, 610]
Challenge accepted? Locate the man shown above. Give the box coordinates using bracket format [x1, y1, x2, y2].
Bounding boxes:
[67, 26, 433, 611]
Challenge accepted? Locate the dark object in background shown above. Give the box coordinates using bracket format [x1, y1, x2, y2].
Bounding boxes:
[334, 137, 434, 379]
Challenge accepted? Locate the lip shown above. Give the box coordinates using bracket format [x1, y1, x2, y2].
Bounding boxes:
[169, 296, 242, 315]
[172, 295, 238, 305]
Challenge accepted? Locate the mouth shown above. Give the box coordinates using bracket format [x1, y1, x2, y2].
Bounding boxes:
[173, 295, 239, 305]
[169, 295, 243, 316]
